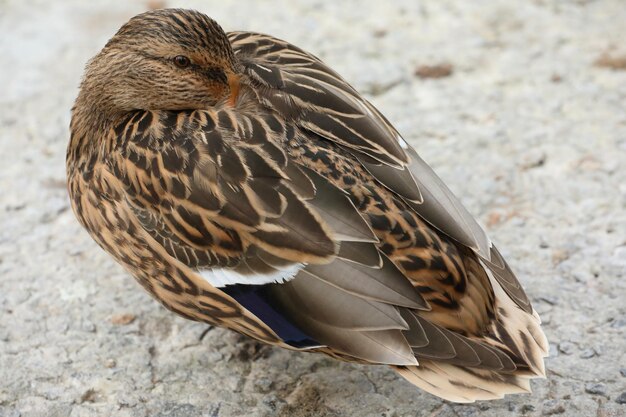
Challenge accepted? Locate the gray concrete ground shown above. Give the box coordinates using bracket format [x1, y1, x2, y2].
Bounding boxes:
[1, 0, 625, 416]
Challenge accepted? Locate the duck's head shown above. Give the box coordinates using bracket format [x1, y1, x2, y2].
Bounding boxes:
[78, 9, 239, 119]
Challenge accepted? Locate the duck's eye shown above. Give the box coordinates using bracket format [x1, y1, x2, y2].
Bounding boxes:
[173, 55, 191, 68]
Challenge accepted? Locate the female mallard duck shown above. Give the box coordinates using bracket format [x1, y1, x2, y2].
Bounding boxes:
[67, 9, 548, 402]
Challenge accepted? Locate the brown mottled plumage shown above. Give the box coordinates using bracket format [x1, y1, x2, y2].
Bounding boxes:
[67, 9, 548, 402]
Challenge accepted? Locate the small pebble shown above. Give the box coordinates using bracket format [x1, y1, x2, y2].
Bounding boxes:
[579, 348, 597, 359]
[585, 383, 607, 396]
[610, 317, 626, 328]
[519, 149, 546, 170]
[253, 377, 274, 393]
[110, 313, 136, 326]
[620, 368, 626, 377]
[542, 399, 565, 415]
[594, 53, 626, 70]
[105, 359, 116, 368]
[81, 321, 96, 333]
[616, 392, 626, 404]
[80, 388, 99, 403]
[558, 342, 575, 355]
[372, 28, 388, 38]
[414, 63, 453, 79]
[262, 394, 284, 412]
[521, 404, 535, 413]
[551, 249, 570, 265]
[572, 271, 592, 283]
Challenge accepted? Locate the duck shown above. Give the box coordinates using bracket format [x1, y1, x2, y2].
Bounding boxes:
[67, 8, 548, 403]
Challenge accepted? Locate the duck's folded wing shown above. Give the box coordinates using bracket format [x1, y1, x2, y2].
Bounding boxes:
[229, 31, 532, 313]
[113, 110, 344, 269]
[109, 110, 413, 359]
[111, 109, 533, 371]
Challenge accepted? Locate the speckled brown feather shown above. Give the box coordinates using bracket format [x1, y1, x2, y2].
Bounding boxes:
[67, 9, 547, 403]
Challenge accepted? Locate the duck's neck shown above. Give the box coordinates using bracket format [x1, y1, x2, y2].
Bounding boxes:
[66, 85, 122, 180]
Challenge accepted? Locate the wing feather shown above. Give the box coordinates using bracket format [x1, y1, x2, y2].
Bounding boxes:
[230, 32, 494, 262]
[229, 31, 533, 311]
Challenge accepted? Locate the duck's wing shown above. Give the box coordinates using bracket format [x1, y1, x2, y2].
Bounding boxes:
[229, 31, 532, 314]
[109, 106, 540, 377]
[109, 109, 419, 364]
[226, 31, 547, 401]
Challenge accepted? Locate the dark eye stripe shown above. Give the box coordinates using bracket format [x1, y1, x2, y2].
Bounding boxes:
[205, 67, 227, 83]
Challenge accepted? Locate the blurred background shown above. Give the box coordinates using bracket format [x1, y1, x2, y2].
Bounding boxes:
[1, 1, 625, 416]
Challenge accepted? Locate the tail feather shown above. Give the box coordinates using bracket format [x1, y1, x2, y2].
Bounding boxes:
[394, 268, 548, 402]
[394, 361, 532, 403]
[481, 264, 549, 377]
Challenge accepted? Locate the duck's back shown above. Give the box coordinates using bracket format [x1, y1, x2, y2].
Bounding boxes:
[228, 31, 548, 401]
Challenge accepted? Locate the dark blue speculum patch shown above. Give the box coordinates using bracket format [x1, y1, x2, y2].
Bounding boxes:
[221, 284, 319, 348]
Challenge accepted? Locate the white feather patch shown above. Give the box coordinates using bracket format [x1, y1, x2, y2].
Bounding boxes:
[397, 135, 409, 150]
[199, 264, 304, 288]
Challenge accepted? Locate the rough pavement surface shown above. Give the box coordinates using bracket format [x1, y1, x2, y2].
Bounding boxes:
[1, 1, 625, 416]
